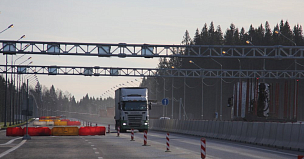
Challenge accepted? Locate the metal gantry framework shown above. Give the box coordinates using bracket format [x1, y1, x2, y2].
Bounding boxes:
[1, 40, 304, 59]
[1, 65, 304, 79]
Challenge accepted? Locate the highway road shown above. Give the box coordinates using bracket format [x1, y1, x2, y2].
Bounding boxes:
[0, 118, 303, 159]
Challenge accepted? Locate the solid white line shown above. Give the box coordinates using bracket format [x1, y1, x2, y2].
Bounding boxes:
[0, 137, 22, 146]
[150, 132, 298, 157]
[0, 140, 27, 158]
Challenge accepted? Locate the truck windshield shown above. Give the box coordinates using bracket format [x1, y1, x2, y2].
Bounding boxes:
[123, 101, 147, 111]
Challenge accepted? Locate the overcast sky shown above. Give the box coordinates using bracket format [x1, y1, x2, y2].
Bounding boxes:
[1, 0, 303, 100]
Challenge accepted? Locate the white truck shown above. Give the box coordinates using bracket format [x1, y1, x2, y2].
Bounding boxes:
[114, 87, 151, 132]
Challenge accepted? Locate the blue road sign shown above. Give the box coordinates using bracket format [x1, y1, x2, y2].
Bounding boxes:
[162, 98, 169, 106]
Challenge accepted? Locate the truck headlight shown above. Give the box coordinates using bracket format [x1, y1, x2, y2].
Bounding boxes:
[144, 123, 148, 125]
[123, 123, 127, 126]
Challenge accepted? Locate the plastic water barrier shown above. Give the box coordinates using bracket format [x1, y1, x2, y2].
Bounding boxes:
[79, 126, 106, 136]
[6, 127, 23, 136]
[52, 127, 79, 136]
[23, 127, 51, 136]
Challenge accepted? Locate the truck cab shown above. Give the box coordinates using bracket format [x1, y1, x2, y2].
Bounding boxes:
[115, 87, 151, 132]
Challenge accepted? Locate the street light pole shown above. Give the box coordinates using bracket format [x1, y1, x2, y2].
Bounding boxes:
[275, 30, 298, 119]
[189, 60, 204, 120]
[0, 24, 13, 34]
[171, 78, 174, 119]
[246, 40, 266, 82]
[163, 78, 165, 117]
[1, 24, 14, 128]
[14, 57, 31, 124]
[4, 54, 8, 127]
[211, 58, 222, 120]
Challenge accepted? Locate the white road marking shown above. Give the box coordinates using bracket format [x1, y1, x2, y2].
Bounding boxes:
[147, 138, 218, 159]
[91, 145, 95, 146]
[93, 148, 97, 150]
[95, 152, 100, 154]
[98, 157, 103, 159]
[149, 133, 297, 158]
[0, 140, 26, 158]
[0, 137, 22, 146]
[88, 142, 92, 144]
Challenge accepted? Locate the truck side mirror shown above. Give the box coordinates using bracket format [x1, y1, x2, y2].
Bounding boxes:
[148, 102, 152, 110]
[118, 102, 121, 110]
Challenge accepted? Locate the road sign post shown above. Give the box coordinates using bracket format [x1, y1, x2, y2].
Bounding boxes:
[162, 98, 169, 106]
[162, 98, 169, 117]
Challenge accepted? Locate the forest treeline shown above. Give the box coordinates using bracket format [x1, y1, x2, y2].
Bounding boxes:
[141, 20, 304, 120]
[0, 75, 114, 122]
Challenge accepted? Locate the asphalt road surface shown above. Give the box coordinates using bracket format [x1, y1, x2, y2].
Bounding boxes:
[0, 117, 303, 159]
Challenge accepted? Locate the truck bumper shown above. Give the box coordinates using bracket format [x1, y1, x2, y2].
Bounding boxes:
[119, 120, 149, 130]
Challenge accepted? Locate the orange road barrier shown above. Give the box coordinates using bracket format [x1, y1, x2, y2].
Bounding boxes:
[52, 127, 79, 136]
[54, 121, 67, 126]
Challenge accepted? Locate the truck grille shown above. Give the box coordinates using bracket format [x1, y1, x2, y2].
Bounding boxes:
[128, 115, 142, 127]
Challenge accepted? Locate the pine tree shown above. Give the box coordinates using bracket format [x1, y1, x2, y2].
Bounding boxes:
[224, 23, 236, 45]
[294, 24, 303, 45]
[208, 22, 216, 45]
[239, 27, 246, 44]
[200, 23, 209, 45]
[233, 28, 240, 45]
[247, 24, 255, 43]
[281, 20, 294, 45]
[214, 25, 223, 45]
[181, 30, 192, 45]
[264, 21, 273, 45]
[273, 24, 280, 45]
[193, 28, 201, 45]
[255, 24, 265, 45]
